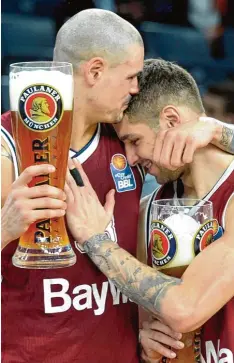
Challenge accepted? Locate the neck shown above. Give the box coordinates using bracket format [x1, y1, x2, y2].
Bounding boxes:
[181, 146, 234, 199]
[70, 76, 98, 151]
[70, 104, 98, 152]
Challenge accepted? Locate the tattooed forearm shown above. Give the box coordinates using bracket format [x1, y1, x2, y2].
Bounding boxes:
[1, 144, 13, 162]
[219, 126, 234, 154]
[83, 234, 181, 317]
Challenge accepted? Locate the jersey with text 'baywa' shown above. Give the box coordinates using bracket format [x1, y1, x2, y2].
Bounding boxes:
[143, 162, 234, 363]
[1, 111, 144, 363]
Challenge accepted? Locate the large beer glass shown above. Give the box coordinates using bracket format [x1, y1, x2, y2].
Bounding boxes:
[9, 61, 76, 269]
[150, 199, 213, 363]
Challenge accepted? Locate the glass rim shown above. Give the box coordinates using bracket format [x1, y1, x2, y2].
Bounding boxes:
[151, 199, 212, 207]
[10, 61, 73, 70]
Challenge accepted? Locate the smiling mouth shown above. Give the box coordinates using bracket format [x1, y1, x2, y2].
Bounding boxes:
[141, 160, 152, 170]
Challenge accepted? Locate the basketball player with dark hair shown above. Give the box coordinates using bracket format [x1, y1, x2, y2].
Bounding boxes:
[63, 59, 234, 363]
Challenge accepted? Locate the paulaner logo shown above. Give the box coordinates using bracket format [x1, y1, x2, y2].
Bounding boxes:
[193, 220, 214, 256]
[151, 220, 177, 267]
[19, 84, 63, 132]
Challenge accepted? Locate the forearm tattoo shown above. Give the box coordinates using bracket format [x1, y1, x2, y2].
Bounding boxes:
[84, 234, 181, 316]
[220, 126, 234, 154]
[1, 144, 13, 162]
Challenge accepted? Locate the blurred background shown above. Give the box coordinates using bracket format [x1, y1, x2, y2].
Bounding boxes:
[2, 0, 234, 196]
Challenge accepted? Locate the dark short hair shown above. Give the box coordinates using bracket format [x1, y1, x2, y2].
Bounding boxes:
[126, 59, 205, 126]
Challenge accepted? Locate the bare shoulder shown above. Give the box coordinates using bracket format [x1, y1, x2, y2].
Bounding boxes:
[224, 195, 234, 239]
[1, 139, 15, 207]
[1, 137, 13, 161]
[221, 196, 234, 283]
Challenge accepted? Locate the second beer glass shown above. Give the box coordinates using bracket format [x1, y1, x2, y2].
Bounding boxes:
[150, 199, 213, 363]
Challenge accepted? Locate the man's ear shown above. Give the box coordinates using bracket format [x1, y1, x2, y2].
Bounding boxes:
[159, 105, 181, 130]
[83, 57, 106, 86]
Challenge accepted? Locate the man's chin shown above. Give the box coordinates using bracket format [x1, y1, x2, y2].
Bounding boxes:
[102, 113, 122, 125]
[147, 171, 166, 185]
[107, 111, 124, 124]
[156, 177, 171, 185]
[116, 111, 124, 123]
[148, 165, 162, 179]
[148, 165, 178, 185]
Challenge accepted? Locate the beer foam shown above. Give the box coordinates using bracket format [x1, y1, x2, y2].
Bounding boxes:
[163, 214, 200, 268]
[9, 70, 73, 111]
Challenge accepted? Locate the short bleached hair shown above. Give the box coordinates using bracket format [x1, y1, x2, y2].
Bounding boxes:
[53, 9, 143, 68]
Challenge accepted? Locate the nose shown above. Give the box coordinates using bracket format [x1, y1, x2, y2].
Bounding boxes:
[130, 77, 139, 95]
[125, 144, 139, 167]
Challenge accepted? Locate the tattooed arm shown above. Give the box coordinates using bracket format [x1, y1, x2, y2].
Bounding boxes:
[82, 221, 234, 333]
[83, 234, 181, 321]
[212, 122, 234, 154]
[65, 159, 234, 333]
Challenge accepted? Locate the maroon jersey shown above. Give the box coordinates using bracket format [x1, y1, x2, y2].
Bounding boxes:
[200, 162, 234, 363]
[143, 161, 234, 362]
[2, 111, 144, 363]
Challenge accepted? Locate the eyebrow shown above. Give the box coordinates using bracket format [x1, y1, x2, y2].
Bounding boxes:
[120, 133, 140, 142]
[129, 71, 142, 78]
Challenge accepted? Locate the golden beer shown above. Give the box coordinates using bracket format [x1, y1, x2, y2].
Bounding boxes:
[150, 199, 213, 363]
[9, 62, 76, 269]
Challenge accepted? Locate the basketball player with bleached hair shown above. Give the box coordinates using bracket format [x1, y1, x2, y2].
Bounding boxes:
[2, 9, 144, 363]
[63, 59, 234, 363]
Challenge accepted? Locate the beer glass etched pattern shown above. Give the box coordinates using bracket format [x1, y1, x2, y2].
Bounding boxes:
[10, 62, 76, 269]
[150, 199, 213, 363]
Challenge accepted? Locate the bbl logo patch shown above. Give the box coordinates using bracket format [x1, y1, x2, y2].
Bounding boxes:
[151, 220, 177, 268]
[193, 220, 214, 256]
[110, 154, 136, 193]
[19, 84, 63, 132]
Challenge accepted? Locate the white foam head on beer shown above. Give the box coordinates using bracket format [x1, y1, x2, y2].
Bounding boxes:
[163, 213, 200, 268]
[9, 70, 73, 111]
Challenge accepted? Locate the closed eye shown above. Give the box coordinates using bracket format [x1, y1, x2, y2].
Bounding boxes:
[131, 139, 140, 146]
[128, 75, 136, 80]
